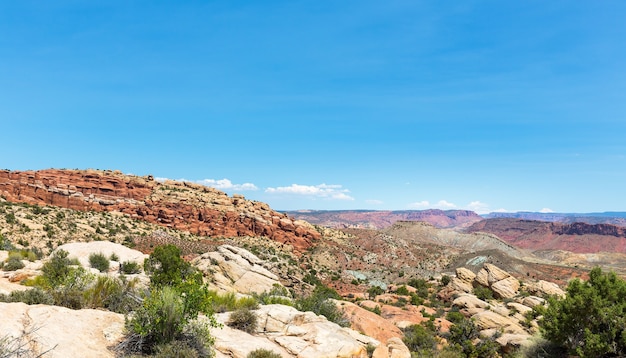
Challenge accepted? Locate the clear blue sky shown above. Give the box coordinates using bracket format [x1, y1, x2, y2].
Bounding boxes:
[2, 1, 625, 213]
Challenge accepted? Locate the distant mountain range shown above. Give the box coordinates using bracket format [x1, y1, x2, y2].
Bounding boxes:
[484, 212, 626, 227]
[284, 209, 483, 229]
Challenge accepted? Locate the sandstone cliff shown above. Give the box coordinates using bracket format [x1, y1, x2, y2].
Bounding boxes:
[0, 169, 320, 252]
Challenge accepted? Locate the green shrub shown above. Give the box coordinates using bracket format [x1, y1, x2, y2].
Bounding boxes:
[89, 252, 110, 272]
[446, 310, 465, 324]
[49, 267, 94, 309]
[127, 286, 187, 351]
[441, 275, 451, 286]
[403, 323, 437, 352]
[154, 340, 199, 358]
[295, 285, 348, 327]
[227, 308, 258, 333]
[541, 267, 626, 357]
[145, 244, 195, 287]
[367, 285, 384, 299]
[247, 348, 282, 358]
[83, 275, 141, 314]
[109, 253, 120, 262]
[0, 287, 54, 305]
[473, 285, 493, 301]
[395, 285, 410, 296]
[121, 260, 142, 274]
[42, 249, 72, 287]
[3, 255, 24, 271]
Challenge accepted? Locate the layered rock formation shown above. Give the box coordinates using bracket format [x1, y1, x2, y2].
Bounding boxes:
[0, 169, 320, 252]
[467, 218, 626, 254]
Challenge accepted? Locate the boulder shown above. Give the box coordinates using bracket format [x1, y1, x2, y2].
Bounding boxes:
[0, 302, 124, 358]
[193, 245, 283, 295]
[455, 267, 476, 283]
[520, 296, 545, 308]
[491, 276, 520, 299]
[214, 304, 373, 358]
[526, 280, 565, 298]
[472, 310, 526, 334]
[477, 263, 511, 286]
[55, 241, 147, 270]
[452, 294, 489, 313]
[449, 277, 473, 294]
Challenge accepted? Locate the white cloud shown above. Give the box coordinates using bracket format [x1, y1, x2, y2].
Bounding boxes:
[436, 200, 457, 209]
[466, 201, 490, 214]
[492, 208, 509, 213]
[265, 183, 355, 200]
[408, 200, 458, 209]
[539, 208, 554, 213]
[365, 199, 384, 205]
[408, 200, 430, 208]
[197, 178, 258, 191]
[154, 177, 258, 191]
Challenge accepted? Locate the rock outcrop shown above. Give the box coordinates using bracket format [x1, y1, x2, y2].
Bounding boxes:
[0, 302, 124, 358]
[0, 169, 321, 252]
[467, 218, 626, 254]
[213, 304, 378, 358]
[193, 245, 283, 294]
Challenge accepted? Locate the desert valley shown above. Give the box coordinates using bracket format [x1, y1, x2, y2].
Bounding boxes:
[1, 169, 626, 357]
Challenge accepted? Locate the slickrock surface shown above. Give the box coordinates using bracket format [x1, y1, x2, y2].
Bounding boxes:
[0, 302, 124, 358]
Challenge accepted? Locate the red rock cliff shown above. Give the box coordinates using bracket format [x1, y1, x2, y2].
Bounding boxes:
[0, 169, 320, 251]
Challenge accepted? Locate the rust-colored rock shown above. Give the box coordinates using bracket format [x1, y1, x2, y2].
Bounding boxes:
[0, 169, 320, 252]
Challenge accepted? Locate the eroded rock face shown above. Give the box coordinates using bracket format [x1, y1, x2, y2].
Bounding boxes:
[0, 302, 124, 358]
[193, 245, 283, 294]
[213, 304, 376, 358]
[526, 280, 566, 298]
[0, 169, 320, 252]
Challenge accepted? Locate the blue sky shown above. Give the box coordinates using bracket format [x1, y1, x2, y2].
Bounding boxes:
[1, 1, 625, 213]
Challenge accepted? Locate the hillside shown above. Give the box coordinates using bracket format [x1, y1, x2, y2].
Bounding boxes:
[484, 211, 626, 227]
[467, 218, 626, 254]
[285, 209, 483, 229]
[0, 169, 320, 252]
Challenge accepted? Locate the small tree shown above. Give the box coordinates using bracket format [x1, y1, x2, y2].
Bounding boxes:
[541, 267, 626, 357]
[144, 244, 194, 287]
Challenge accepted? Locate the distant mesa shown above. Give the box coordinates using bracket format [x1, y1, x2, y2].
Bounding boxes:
[466, 218, 626, 254]
[284, 209, 483, 230]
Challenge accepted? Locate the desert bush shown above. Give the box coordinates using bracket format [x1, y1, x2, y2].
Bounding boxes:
[41, 249, 72, 287]
[0, 326, 56, 358]
[89, 252, 110, 272]
[403, 323, 437, 353]
[446, 318, 500, 358]
[144, 244, 194, 287]
[83, 275, 141, 314]
[295, 284, 348, 327]
[208, 291, 259, 313]
[446, 310, 465, 324]
[109, 252, 120, 262]
[441, 275, 451, 286]
[2, 254, 24, 271]
[49, 267, 94, 309]
[0, 287, 54, 305]
[395, 285, 410, 296]
[541, 267, 626, 357]
[227, 308, 258, 333]
[247, 348, 282, 358]
[367, 285, 384, 299]
[473, 285, 493, 301]
[407, 278, 430, 298]
[154, 340, 199, 358]
[121, 260, 142, 274]
[127, 286, 187, 350]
